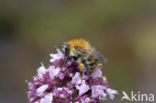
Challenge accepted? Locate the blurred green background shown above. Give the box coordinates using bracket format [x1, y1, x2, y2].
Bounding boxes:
[0, 0, 156, 103]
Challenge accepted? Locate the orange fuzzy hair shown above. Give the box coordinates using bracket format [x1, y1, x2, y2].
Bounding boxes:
[68, 38, 90, 50]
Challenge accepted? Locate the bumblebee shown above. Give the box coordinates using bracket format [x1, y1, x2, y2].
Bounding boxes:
[63, 38, 107, 74]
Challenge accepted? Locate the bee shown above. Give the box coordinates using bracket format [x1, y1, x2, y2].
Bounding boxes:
[63, 38, 107, 74]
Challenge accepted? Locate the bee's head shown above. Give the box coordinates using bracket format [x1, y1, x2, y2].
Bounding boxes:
[62, 42, 70, 57]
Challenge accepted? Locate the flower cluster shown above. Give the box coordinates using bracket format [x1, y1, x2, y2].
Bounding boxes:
[27, 48, 118, 103]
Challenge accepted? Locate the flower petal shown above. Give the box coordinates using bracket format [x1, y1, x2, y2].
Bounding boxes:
[50, 48, 64, 63]
[92, 85, 107, 99]
[40, 93, 53, 103]
[106, 88, 118, 100]
[48, 66, 61, 80]
[28, 82, 34, 90]
[76, 80, 90, 96]
[57, 72, 64, 80]
[81, 97, 91, 103]
[92, 68, 102, 78]
[71, 72, 81, 85]
[37, 63, 46, 78]
[36, 85, 49, 96]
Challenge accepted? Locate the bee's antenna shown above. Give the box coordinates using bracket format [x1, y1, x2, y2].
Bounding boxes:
[54, 45, 62, 51]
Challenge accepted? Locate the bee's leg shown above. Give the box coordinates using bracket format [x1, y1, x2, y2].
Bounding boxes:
[93, 63, 103, 73]
[64, 57, 68, 66]
[79, 63, 84, 72]
[64, 56, 77, 66]
[78, 58, 87, 73]
[64, 56, 72, 66]
[64, 45, 70, 65]
[64, 55, 73, 66]
[67, 56, 77, 61]
[63, 59, 67, 66]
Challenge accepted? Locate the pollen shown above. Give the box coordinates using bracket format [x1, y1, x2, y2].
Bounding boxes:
[79, 63, 84, 72]
[68, 38, 90, 50]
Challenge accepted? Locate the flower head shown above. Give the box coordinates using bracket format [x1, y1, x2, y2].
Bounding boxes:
[27, 47, 118, 103]
[37, 63, 47, 78]
[92, 85, 107, 99]
[50, 48, 64, 63]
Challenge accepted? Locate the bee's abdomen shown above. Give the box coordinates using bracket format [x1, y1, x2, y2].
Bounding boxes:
[67, 51, 97, 73]
[82, 55, 98, 73]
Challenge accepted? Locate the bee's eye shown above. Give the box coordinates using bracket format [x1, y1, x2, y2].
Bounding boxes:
[62, 44, 67, 52]
[64, 45, 69, 56]
[64, 46, 68, 52]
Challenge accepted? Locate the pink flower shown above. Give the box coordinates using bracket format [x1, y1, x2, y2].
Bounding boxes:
[48, 66, 60, 80]
[40, 93, 53, 103]
[81, 97, 91, 103]
[106, 88, 118, 100]
[92, 68, 102, 78]
[27, 47, 118, 103]
[36, 84, 49, 96]
[37, 63, 47, 78]
[57, 72, 64, 80]
[76, 80, 90, 96]
[72, 72, 81, 85]
[92, 85, 107, 99]
[50, 48, 64, 63]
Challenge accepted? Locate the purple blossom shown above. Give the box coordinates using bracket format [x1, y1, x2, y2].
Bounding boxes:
[91, 68, 102, 79]
[50, 48, 64, 63]
[36, 84, 49, 96]
[76, 80, 90, 96]
[92, 85, 107, 99]
[48, 66, 60, 80]
[81, 97, 91, 103]
[27, 47, 118, 103]
[72, 72, 81, 85]
[40, 93, 53, 103]
[106, 88, 118, 100]
[57, 72, 64, 80]
[37, 63, 47, 78]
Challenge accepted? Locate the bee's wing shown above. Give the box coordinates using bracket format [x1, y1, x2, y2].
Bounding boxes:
[76, 47, 107, 63]
[88, 49, 107, 63]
